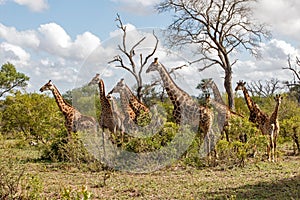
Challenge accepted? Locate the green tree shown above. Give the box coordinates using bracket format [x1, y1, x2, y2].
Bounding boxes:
[0, 62, 29, 98]
[156, 0, 270, 109]
[1, 92, 65, 143]
[64, 84, 99, 118]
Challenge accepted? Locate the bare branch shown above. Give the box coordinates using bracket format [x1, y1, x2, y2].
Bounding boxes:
[247, 79, 281, 97]
[109, 14, 159, 101]
[157, 0, 270, 109]
[283, 56, 300, 82]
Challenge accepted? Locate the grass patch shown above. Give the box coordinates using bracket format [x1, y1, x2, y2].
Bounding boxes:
[0, 139, 299, 199]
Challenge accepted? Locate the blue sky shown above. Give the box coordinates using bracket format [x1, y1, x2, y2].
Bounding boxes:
[0, 0, 300, 95]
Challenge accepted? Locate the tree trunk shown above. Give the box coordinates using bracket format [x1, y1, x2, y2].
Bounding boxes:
[224, 69, 234, 110]
[137, 85, 143, 102]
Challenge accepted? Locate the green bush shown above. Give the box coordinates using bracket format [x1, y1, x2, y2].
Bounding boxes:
[123, 122, 178, 153]
[60, 185, 93, 200]
[1, 92, 65, 143]
[41, 132, 95, 164]
[216, 116, 269, 166]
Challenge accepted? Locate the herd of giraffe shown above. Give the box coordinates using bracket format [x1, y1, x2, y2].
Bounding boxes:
[39, 57, 282, 162]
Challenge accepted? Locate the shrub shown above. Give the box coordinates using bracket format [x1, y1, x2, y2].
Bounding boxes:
[216, 116, 269, 166]
[60, 185, 93, 200]
[41, 132, 95, 164]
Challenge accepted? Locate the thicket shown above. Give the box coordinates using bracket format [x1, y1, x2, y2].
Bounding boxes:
[0, 90, 299, 170]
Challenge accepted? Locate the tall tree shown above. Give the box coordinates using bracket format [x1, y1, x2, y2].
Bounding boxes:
[0, 62, 29, 98]
[156, 0, 270, 109]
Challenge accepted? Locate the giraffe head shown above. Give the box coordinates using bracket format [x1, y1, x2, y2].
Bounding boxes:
[274, 94, 283, 104]
[88, 73, 100, 86]
[146, 57, 160, 73]
[204, 93, 211, 105]
[108, 78, 125, 95]
[199, 78, 213, 91]
[235, 80, 246, 91]
[40, 80, 55, 92]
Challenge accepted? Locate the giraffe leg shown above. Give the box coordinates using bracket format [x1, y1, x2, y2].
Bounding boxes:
[267, 140, 271, 162]
[268, 133, 275, 162]
[101, 128, 107, 162]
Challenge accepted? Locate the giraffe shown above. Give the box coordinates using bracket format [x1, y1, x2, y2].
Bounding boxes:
[235, 80, 278, 161]
[267, 94, 282, 162]
[108, 78, 150, 126]
[106, 93, 127, 143]
[88, 74, 128, 146]
[201, 78, 226, 106]
[146, 58, 214, 159]
[202, 79, 244, 142]
[39, 80, 97, 135]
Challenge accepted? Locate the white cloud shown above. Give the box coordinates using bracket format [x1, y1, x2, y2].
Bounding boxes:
[0, 22, 103, 62]
[0, 23, 104, 93]
[0, 42, 30, 66]
[109, 23, 137, 38]
[70, 32, 101, 59]
[38, 23, 72, 56]
[13, 0, 48, 12]
[0, 23, 39, 48]
[254, 0, 300, 41]
[233, 39, 298, 86]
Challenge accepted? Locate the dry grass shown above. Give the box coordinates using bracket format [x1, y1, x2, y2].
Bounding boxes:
[0, 140, 299, 199]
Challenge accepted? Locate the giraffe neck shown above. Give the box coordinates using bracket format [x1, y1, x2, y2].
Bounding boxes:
[270, 101, 280, 123]
[210, 99, 228, 114]
[157, 64, 187, 103]
[211, 82, 226, 105]
[98, 80, 107, 102]
[118, 91, 132, 116]
[98, 80, 113, 115]
[124, 85, 144, 111]
[51, 85, 74, 115]
[242, 87, 254, 111]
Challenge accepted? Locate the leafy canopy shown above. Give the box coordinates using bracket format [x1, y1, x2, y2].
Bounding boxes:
[0, 62, 29, 97]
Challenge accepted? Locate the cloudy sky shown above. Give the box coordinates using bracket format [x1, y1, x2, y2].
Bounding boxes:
[0, 0, 299, 95]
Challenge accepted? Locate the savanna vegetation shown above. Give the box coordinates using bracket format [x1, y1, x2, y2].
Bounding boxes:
[0, 61, 299, 199]
[1, 0, 300, 198]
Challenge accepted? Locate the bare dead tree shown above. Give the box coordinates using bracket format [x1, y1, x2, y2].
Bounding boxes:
[283, 56, 300, 103]
[108, 14, 158, 101]
[156, 0, 271, 109]
[283, 56, 300, 85]
[247, 78, 281, 97]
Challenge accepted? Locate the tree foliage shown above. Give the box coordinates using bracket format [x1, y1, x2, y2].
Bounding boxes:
[0, 62, 29, 98]
[1, 92, 65, 143]
[156, 0, 270, 109]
